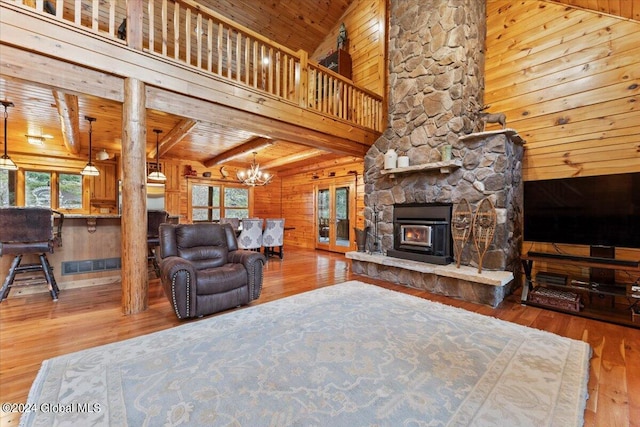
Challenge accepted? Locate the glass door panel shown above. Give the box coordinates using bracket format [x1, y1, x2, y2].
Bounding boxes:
[315, 179, 354, 253]
[317, 188, 330, 245]
[335, 186, 350, 247]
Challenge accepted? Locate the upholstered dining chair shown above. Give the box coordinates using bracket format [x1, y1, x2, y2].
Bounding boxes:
[237, 218, 263, 251]
[0, 207, 64, 301]
[262, 218, 285, 259]
[147, 210, 169, 277]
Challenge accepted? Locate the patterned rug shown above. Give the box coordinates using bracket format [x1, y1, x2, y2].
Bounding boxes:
[21, 281, 590, 426]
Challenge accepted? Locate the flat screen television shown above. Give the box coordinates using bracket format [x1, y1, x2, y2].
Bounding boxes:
[523, 172, 640, 249]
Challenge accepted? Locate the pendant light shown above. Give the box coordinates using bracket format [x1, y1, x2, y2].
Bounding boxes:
[0, 101, 18, 171]
[147, 129, 166, 181]
[80, 116, 99, 176]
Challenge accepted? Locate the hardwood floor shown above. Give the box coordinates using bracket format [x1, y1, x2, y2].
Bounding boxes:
[1, 247, 639, 426]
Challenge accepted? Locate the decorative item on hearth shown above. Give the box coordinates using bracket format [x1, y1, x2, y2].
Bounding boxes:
[371, 204, 381, 254]
[472, 197, 497, 273]
[237, 152, 273, 186]
[384, 148, 397, 169]
[80, 116, 99, 176]
[354, 226, 370, 252]
[148, 129, 166, 182]
[451, 198, 473, 268]
[476, 104, 506, 131]
[0, 101, 18, 171]
[440, 144, 452, 161]
[397, 151, 409, 168]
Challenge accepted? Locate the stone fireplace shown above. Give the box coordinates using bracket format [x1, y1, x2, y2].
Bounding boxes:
[347, 0, 524, 307]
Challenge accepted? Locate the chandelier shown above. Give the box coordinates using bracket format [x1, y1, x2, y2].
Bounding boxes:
[236, 152, 273, 186]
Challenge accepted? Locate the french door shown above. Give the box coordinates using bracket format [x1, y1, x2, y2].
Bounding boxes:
[315, 178, 354, 253]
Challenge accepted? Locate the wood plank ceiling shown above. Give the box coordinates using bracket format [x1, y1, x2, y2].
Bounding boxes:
[1, 0, 636, 175]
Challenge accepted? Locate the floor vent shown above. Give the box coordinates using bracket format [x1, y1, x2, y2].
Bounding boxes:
[62, 258, 121, 275]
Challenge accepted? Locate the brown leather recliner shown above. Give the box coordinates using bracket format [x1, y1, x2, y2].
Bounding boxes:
[158, 222, 265, 319]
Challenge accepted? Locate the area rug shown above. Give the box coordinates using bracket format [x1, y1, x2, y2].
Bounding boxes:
[21, 281, 590, 426]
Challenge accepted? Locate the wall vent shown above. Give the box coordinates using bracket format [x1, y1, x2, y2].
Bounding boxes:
[62, 258, 121, 275]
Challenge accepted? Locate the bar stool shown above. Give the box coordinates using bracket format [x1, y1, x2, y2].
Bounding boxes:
[0, 207, 64, 301]
[148, 210, 169, 277]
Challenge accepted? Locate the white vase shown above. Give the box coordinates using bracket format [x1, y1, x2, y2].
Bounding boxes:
[384, 149, 398, 169]
[397, 156, 409, 167]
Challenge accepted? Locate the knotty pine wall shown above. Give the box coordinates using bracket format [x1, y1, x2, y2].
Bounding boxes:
[485, 0, 640, 181]
[485, 1, 640, 264]
[312, 0, 386, 97]
[254, 161, 365, 250]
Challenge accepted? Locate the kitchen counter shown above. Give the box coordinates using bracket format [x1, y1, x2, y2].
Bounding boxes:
[63, 214, 121, 219]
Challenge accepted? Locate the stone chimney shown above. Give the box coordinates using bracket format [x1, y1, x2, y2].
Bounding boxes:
[363, 0, 523, 276]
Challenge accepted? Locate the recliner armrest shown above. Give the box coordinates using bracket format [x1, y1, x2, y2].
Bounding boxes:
[159, 256, 198, 319]
[228, 249, 266, 300]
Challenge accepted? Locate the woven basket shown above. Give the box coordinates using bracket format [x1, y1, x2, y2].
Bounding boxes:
[528, 287, 582, 312]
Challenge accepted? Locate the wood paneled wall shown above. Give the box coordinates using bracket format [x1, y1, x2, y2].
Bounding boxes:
[485, 0, 640, 181]
[312, 0, 386, 97]
[253, 177, 283, 220]
[485, 1, 640, 261]
[254, 161, 364, 250]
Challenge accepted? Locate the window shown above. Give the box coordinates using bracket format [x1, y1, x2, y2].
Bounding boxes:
[190, 181, 249, 222]
[192, 184, 220, 222]
[58, 173, 82, 209]
[23, 170, 83, 210]
[0, 169, 16, 206]
[224, 187, 249, 219]
[25, 171, 51, 207]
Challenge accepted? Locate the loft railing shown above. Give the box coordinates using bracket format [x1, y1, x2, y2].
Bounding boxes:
[15, 0, 384, 133]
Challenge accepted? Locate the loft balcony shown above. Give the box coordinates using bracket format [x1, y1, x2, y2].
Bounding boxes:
[0, 0, 384, 164]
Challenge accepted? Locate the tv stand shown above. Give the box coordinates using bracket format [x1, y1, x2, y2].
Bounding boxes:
[526, 251, 640, 268]
[521, 251, 640, 328]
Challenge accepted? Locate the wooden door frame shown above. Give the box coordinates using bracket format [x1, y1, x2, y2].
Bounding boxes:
[313, 176, 355, 253]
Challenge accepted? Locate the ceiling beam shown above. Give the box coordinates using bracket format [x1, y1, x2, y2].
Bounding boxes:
[0, 45, 124, 102]
[52, 90, 81, 154]
[277, 156, 362, 176]
[148, 118, 197, 159]
[203, 137, 273, 167]
[260, 148, 328, 170]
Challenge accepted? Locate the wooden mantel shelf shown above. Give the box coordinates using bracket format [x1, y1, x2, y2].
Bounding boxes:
[459, 128, 526, 145]
[380, 160, 462, 177]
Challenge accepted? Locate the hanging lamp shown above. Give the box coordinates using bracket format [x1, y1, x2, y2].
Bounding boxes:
[80, 116, 99, 176]
[0, 101, 18, 171]
[147, 129, 166, 181]
[236, 152, 273, 186]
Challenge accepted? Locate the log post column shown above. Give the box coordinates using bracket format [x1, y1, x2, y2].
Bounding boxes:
[121, 77, 148, 315]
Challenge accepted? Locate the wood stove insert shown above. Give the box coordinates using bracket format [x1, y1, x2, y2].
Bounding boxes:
[387, 203, 453, 265]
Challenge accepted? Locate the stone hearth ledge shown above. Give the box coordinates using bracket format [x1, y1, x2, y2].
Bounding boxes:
[346, 252, 514, 308]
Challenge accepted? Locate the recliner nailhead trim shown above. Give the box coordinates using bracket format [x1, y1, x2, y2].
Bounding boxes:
[170, 269, 190, 319]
